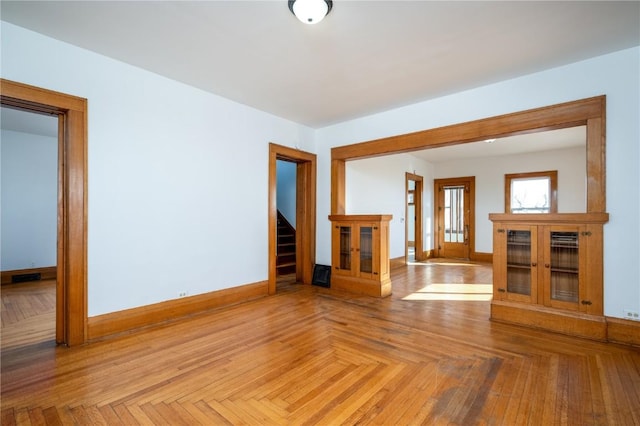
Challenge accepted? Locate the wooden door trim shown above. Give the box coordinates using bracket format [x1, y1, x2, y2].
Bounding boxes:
[268, 143, 316, 294]
[434, 177, 476, 260]
[405, 173, 423, 262]
[330, 96, 606, 215]
[1, 78, 88, 346]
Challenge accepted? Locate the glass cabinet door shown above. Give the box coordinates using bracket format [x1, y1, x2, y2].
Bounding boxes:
[548, 231, 579, 304]
[339, 226, 352, 270]
[506, 229, 532, 296]
[359, 226, 373, 274]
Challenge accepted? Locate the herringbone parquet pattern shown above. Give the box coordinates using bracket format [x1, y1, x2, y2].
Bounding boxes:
[2, 261, 639, 425]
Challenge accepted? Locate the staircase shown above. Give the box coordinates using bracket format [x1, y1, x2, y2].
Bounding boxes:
[276, 211, 296, 276]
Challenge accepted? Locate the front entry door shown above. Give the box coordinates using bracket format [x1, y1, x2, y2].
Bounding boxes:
[435, 177, 475, 259]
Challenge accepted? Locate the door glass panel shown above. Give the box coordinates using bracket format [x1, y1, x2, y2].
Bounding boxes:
[339, 226, 351, 270]
[444, 186, 465, 242]
[506, 230, 531, 295]
[550, 231, 579, 302]
[360, 226, 373, 273]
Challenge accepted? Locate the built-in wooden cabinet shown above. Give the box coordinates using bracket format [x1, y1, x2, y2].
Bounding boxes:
[328, 215, 392, 297]
[490, 213, 609, 340]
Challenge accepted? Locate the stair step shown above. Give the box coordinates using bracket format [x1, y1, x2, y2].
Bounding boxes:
[277, 211, 296, 276]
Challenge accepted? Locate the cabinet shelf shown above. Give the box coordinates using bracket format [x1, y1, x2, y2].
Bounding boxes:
[550, 267, 578, 274]
[507, 263, 531, 269]
[551, 243, 579, 248]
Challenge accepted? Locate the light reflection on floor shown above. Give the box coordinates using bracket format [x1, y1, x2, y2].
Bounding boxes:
[402, 283, 493, 301]
[406, 261, 481, 267]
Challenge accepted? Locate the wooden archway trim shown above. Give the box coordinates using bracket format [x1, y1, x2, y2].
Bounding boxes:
[405, 172, 424, 262]
[331, 96, 606, 214]
[1, 79, 88, 346]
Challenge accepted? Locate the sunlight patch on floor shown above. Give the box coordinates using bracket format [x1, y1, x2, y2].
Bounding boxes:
[406, 261, 481, 267]
[402, 283, 493, 301]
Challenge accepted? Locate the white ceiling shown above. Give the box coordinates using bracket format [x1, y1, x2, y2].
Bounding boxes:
[409, 126, 585, 163]
[1, 1, 639, 129]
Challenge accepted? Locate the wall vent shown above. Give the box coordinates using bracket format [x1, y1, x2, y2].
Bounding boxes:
[312, 265, 331, 288]
[11, 273, 41, 283]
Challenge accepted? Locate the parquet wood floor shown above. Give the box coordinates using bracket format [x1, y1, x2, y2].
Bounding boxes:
[2, 260, 639, 425]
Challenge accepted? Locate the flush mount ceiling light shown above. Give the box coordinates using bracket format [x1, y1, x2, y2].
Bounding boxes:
[289, 0, 333, 24]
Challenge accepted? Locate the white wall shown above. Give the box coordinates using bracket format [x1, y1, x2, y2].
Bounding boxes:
[3, 21, 638, 321]
[345, 146, 585, 257]
[1, 22, 315, 316]
[1, 129, 58, 270]
[433, 146, 586, 253]
[276, 160, 296, 227]
[345, 153, 434, 259]
[317, 47, 640, 320]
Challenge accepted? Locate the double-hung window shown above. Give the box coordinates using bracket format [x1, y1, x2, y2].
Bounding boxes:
[505, 171, 557, 214]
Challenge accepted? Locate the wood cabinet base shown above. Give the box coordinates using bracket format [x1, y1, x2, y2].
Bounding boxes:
[491, 300, 607, 341]
[606, 317, 640, 347]
[331, 275, 392, 298]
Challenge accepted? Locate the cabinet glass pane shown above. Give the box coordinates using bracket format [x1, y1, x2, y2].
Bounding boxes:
[506, 230, 531, 295]
[339, 226, 351, 270]
[550, 232, 579, 303]
[360, 226, 373, 273]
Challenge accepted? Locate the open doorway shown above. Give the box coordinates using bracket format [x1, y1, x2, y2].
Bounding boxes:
[1, 107, 58, 350]
[1, 79, 88, 346]
[405, 173, 424, 263]
[268, 143, 316, 294]
[275, 159, 297, 288]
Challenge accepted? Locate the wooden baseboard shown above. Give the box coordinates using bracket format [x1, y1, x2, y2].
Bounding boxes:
[421, 250, 435, 261]
[606, 317, 640, 347]
[471, 252, 493, 263]
[87, 281, 268, 341]
[390, 256, 405, 269]
[1, 267, 57, 285]
[491, 300, 608, 341]
[391, 250, 436, 269]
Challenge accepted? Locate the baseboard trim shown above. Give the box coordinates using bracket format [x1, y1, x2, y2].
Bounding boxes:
[390, 256, 405, 269]
[391, 250, 436, 269]
[1, 266, 57, 285]
[422, 250, 435, 261]
[87, 281, 268, 341]
[471, 252, 493, 263]
[606, 317, 640, 347]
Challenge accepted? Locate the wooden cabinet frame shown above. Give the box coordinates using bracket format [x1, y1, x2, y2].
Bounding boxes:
[490, 213, 608, 340]
[328, 215, 392, 297]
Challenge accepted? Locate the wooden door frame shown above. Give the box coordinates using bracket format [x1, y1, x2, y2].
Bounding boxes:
[1, 79, 88, 346]
[434, 176, 476, 259]
[268, 143, 316, 294]
[405, 173, 424, 262]
[330, 96, 605, 217]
